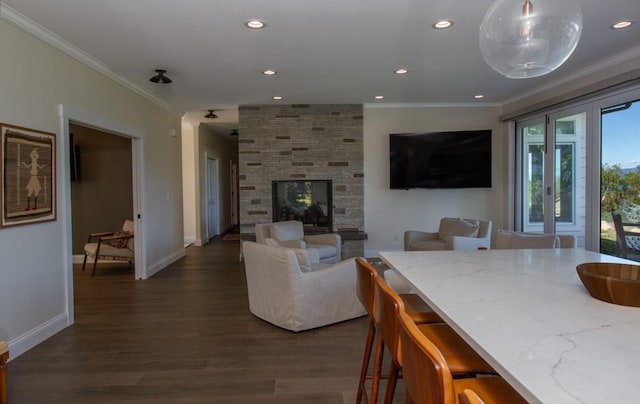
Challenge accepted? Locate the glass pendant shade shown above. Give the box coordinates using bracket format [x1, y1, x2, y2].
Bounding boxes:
[479, 0, 582, 79]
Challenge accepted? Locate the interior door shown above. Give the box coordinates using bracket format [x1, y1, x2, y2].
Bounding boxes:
[206, 158, 219, 240]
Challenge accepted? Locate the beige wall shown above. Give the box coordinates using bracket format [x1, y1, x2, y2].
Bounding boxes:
[0, 17, 183, 358]
[70, 124, 133, 254]
[363, 105, 506, 256]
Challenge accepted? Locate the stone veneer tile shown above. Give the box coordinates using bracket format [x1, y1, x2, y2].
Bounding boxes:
[238, 104, 364, 232]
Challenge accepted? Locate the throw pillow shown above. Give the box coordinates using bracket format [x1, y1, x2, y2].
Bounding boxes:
[271, 221, 304, 241]
[107, 231, 130, 248]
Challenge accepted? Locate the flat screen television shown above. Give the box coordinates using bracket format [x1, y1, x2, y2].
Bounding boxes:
[390, 130, 492, 189]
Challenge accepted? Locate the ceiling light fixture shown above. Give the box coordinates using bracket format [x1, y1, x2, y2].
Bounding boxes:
[245, 19, 266, 29]
[433, 20, 453, 29]
[273, 96, 283, 100]
[149, 69, 172, 84]
[204, 110, 218, 119]
[263, 69, 277, 75]
[611, 21, 634, 29]
[374, 95, 384, 100]
[395, 68, 409, 75]
[479, 0, 582, 79]
[474, 94, 485, 99]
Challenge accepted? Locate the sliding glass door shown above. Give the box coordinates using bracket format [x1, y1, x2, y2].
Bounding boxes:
[514, 85, 640, 253]
[599, 97, 640, 259]
[516, 109, 587, 245]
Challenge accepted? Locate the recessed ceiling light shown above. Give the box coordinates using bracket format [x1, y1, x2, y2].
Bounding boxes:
[245, 19, 266, 29]
[474, 94, 485, 99]
[611, 20, 634, 29]
[263, 69, 277, 75]
[374, 95, 384, 100]
[433, 20, 453, 29]
[273, 96, 283, 100]
[395, 68, 409, 75]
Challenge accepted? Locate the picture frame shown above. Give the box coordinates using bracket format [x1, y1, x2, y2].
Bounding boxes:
[1, 123, 56, 228]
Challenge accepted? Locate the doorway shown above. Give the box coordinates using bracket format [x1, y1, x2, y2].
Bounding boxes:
[69, 123, 134, 273]
[60, 105, 146, 324]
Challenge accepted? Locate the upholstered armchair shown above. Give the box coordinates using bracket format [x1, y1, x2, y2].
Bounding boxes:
[82, 219, 135, 276]
[255, 220, 341, 263]
[493, 230, 577, 249]
[242, 241, 365, 332]
[404, 217, 492, 251]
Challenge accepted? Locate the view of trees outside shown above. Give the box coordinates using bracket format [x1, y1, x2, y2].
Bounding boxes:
[600, 100, 640, 256]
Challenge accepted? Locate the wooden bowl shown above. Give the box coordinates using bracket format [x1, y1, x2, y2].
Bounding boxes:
[577, 262, 640, 307]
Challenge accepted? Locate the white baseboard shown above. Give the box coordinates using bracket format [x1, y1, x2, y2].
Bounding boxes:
[8, 312, 69, 361]
[146, 248, 186, 278]
[183, 236, 196, 244]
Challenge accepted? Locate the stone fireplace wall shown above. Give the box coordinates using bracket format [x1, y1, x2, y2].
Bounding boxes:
[238, 104, 364, 255]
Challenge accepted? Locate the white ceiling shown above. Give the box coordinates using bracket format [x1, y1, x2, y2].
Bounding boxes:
[3, 0, 640, 123]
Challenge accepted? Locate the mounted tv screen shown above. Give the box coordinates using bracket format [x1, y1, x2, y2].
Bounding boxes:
[390, 130, 492, 189]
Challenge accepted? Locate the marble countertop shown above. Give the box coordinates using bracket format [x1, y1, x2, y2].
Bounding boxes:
[380, 248, 640, 404]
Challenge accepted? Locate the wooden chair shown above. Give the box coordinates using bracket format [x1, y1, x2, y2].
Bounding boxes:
[399, 312, 527, 404]
[0, 341, 8, 404]
[82, 219, 135, 276]
[374, 275, 496, 404]
[611, 211, 640, 260]
[355, 258, 442, 404]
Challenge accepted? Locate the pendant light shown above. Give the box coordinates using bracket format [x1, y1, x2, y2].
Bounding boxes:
[479, 0, 582, 79]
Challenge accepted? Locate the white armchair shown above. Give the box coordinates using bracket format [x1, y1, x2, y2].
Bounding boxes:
[242, 241, 365, 332]
[404, 217, 492, 251]
[255, 220, 341, 263]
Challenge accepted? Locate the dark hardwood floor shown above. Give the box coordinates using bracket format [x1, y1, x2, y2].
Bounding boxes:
[8, 238, 401, 403]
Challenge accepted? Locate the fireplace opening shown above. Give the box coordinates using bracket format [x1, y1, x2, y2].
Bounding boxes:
[272, 180, 332, 231]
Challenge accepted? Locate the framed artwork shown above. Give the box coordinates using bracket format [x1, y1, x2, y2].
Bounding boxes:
[1, 123, 56, 228]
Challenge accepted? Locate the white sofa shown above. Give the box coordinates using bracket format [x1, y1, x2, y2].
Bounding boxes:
[404, 217, 492, 251]
[255, 220, 341, 263]
[242, 241, 365, 332]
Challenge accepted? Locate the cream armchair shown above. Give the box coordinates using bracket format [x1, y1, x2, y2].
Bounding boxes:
[255, 220, 341, 263]
[242, 241, 365, 332]
[82, 219, 135, 276]
[404, 217, 492, 251]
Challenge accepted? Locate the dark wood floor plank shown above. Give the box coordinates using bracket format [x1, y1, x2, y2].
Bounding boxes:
[7, 238, 388, 403]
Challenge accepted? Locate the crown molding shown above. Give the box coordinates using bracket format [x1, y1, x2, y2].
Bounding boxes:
[365, 102, 502, 109]
[0, 4, 182, 117]
[502, 44, 640, 107]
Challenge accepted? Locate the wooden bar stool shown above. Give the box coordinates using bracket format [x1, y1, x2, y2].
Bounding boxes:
[399, 312, 526, 404]
[458, 389, 485, 404]
[374, 277, 497, 404]
[355, 258, 441, 404]
[0, 341, 8, 404]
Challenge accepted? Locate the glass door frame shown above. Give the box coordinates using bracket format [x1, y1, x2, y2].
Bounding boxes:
[589, 86, 640, 251]
[512, 83, 640, 252]
[515, 105, 591, 241]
